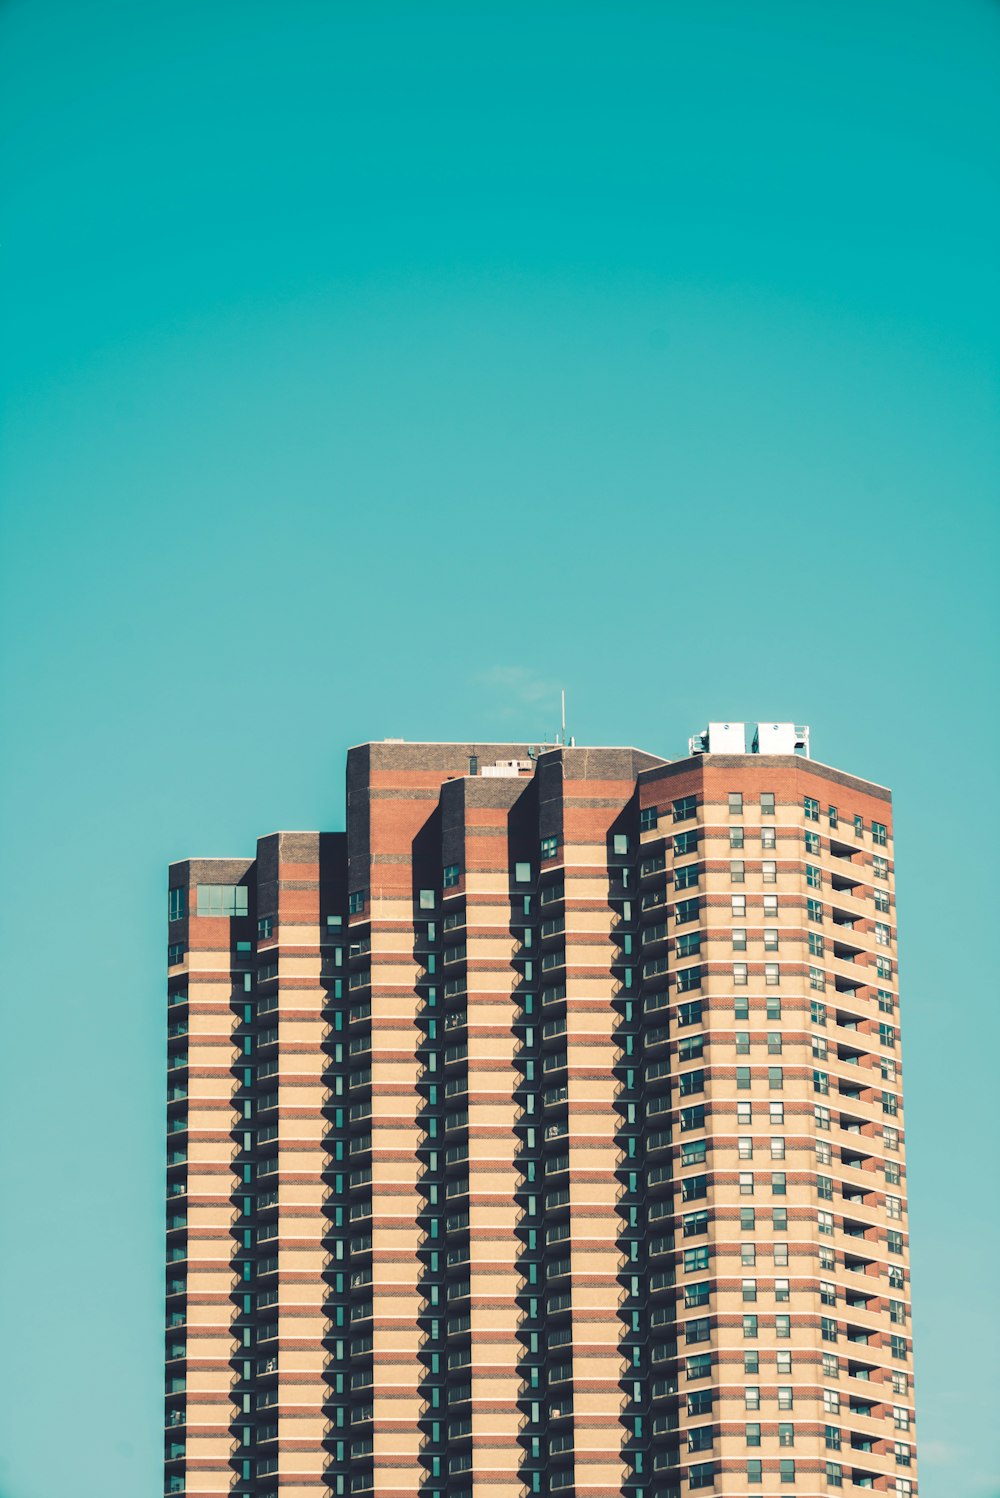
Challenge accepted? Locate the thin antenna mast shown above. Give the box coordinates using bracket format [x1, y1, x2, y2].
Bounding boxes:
[561, 689, 566, 747]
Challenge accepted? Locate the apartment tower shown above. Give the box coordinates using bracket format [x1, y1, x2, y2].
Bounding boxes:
[164, 724, 916, 1498]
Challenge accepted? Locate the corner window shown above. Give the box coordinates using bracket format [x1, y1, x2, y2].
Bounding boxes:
[349, 890, 367, 913]
[673, 795, 697, 822]
[168, 888, 185, 922]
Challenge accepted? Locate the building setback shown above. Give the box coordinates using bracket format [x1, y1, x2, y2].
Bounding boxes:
[164, 727, 917, 1498]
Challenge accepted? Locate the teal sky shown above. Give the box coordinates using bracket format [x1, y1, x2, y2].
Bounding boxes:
[1, 2, 998, 1494]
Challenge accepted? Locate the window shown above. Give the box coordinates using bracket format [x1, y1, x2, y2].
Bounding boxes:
[676, 896, 700, 924]
[675, 830, 699, 856]
[677, 967, 702, 993]
[730, 826, 745, 848]
[772, 1207, 788, 1230]
[873, 821, 887, 846]
[683, 1210, 709, 1237]
[761, 825, 776, 849]
[741, 1242, 756, 1265]
[688, 1464, 714, 1490]
[640, 806, 658, 831]
[539, 837, 558, 861]
[745, 1386, 760, 1410]
[762, 861, 777, 883]
[731, 860, 745, 883]
[738, 1137, 754, 1160]
[742, 1278, 757, 1302]
[774, 1242, 789, 1267]
[770, 1136, 785, 1159]
[743, 1314, 758, 1339]
[760, 792, 775, 814]
[768, 1067, 783, 1090]
[732, 894, 746, 917]
[772, 1172, 787, 1196]
[765, 963, 779, 986]
[826, 1462, 843, 1487]
[767, 1031, 782, 1053]
[197, 884, 248, 917]
[774, 1277, 790, 1302]
[805, 830, 820, 854]
[672, 795, 697, 822]
[732, 928, 747, 951]
[678, 1000, 702, 1026]
[514, 862, 532, 884]
[168, 888, 185, 922]
[744, 1350, 759, 1374]
[681, 1104, 706, 1131]
[739, 1172, 753, 1198]
[736, 1066, 751, 1090]
[874, 887, 890, 913]
[804, 796, 820, 821]
[686, 1352, 712, 1379]
[733, 964, 749, 988]
[684, 1245, 710, 1273]
[738, 1101, 753, 1124]
[874, 854, 889, 880]
[806, 864, 822, 889]
[778, 1422, 794, 1446]
[745, 1421, 761, 1446]
[809, 932, 825, 957]
[168, 943, 185, 966]
[764, 928, 779, 952]
[681, 1140, 707, 1168]
[740, 1207, 755, 1230]
[675, 862, 700, 889]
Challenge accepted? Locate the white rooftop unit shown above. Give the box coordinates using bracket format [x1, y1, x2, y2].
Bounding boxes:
[751, 722, 811, 757]
[688, 722, 747, 756]
[481, 759, 535, 778]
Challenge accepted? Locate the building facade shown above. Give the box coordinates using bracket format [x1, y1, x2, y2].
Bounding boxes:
[164, 727, 916, 1498]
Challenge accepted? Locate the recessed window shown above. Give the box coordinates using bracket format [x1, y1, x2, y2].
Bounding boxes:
[168, 888, 185, 922]
[443, 865, 461, 889]
[349, 890, 367, 913]
[197, 884, 248, 917]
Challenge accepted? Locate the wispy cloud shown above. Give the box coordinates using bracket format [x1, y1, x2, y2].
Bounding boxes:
[475, 665, 561, 725]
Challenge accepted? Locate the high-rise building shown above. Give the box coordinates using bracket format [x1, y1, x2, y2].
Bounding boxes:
[164, 726, 916, 1498]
